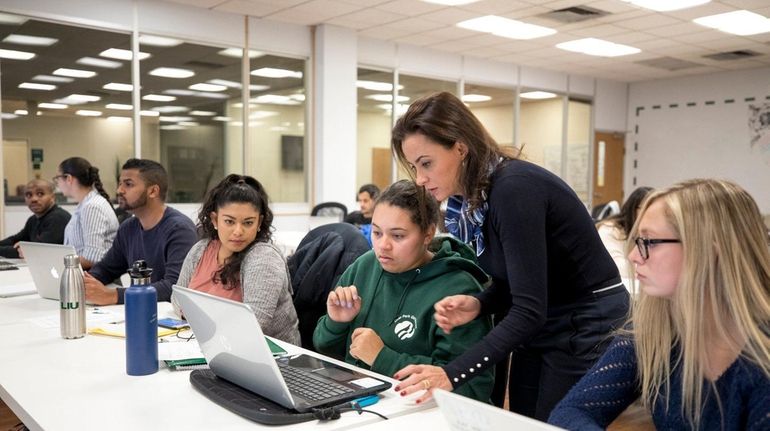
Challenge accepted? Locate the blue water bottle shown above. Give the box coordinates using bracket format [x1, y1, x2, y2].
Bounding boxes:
[125, 260, 158, 376]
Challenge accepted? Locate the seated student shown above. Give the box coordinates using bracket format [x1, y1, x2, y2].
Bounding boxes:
[344, 184, 380, 226]
[172, 175, 300, 345]
[313, 180, 494, 402]
[84, 159, 197, 305]
[595, 186, 652, 278]
[55, 157, 119, 269]
[549, 179, 770, 430]
[0, 179, 71, 258]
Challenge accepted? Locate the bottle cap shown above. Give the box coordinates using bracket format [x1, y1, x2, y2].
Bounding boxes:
[128, 260, 153, 278]
[63, 254, 80, 267]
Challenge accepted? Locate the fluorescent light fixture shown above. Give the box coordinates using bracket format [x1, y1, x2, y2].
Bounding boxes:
[151, 106, 189, 113]
[250, 67, 303, 79]
[191, 92, 229, 99]
[0, 48, 35, 60]
[19, 82, 56, 91]
[1, 113, 19, 120]
[289, 94, 305, 102]
[693, 10, 770, 36]
[160, 125, 185, 130]
[207, 79, 270, 91]
[38, 103, 68, 109]
[189, 83, 227, 92]
[213, 116, 231, 122]
[103, 82, 133, 92]
[190, 110, 217, 116]
[159, 116, 193, 122]
[421, 0, 481, 4]
[520, 91, 557, 100]
[3, 34, 58, 46]
[249, 111, 279, 119]
[462, 94, 492, 103]
[178, 121, 199, 127]
[150, 67, 195, 79]
[53, 68, 96, 78]
[32, 75, 73, 83]
[107, 116, 131, 122]
[218, 48, 264, 59]
[356, 80, 403, 92]
[75, 110, 102, 117]
[250, 94, 301, 105]
[142, 94, 176, 102]
[0, 13, 27, 25]
[457, 15, 556, 40]
[14, 109, 28, 115]
[621, 0, 710, 12]
[163, 89, 195, 96]
[99, 48, 151, 61]
[138, 35, 182, 47]
[140, 110, 160, 117]
[366, 94, 410, 103]
[77, 57, 122, 69]
[556, 38, 641, 57]
[106, 103, 133, 110]
[55, 94, 100, 105]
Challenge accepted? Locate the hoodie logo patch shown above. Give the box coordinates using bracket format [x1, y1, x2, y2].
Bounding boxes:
[393, 315, 416, 340]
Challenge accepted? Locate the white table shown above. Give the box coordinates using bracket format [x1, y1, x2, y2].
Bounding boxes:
[0, 297, 431, 430]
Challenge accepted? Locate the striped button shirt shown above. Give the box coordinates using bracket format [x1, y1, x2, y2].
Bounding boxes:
[64, 189, 119, 264]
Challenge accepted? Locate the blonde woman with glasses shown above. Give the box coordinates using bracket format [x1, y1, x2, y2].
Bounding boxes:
[549, 179, 770, 430]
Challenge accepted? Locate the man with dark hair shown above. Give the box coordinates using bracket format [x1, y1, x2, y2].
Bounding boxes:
[84, 158, 197, 305]
[0, 179, 71, 258]
[344, 184, 380, 226]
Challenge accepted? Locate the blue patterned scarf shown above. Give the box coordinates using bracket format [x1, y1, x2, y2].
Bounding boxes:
[444, 159, 500, 257]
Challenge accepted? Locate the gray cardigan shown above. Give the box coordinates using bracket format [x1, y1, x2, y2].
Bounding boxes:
[172, 239, 301, 345]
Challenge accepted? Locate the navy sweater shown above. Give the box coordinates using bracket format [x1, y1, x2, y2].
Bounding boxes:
[89, 207, 197, 304]
[442, 159, 621, 385]
[549, 336, 770, 430]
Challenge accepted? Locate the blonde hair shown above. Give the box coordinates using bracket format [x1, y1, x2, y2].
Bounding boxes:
[627, 179, 770, 428]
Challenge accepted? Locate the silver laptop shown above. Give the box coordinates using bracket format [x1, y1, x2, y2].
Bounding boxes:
[17, 242, 78, 300]
[434, 389, 564, 431]
[172, 285, 392, 412]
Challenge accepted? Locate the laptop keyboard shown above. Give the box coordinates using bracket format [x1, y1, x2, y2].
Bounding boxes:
[277, 362, 355, 402]
[0, 260, 19, 271]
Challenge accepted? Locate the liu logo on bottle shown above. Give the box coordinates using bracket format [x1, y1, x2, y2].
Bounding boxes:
[60, 301, 80, 310]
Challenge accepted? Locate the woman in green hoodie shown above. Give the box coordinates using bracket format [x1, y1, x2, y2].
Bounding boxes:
[313, 180, 494, 402]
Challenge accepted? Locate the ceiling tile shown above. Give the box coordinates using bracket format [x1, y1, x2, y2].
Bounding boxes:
[164, 0, 228, 8]
[458, 0, 532, 16]
[672, 29, 728, 44]
[585, 0, 639, 14]
[266, 0, 364, 24]
[392, 32, 445, 46]
[644, 22, 710, 37]
[566, 23, 631, 38]
[417, 26, 478, 41]
[376, 0, 443, 16]
[418, 8, 480, 25]
[665, 2, 737, 21]
[215, 0, 288, 16]
[327, 6, 406, 27]
[615, 13, 683, 31]
[359, 25, 416, 40]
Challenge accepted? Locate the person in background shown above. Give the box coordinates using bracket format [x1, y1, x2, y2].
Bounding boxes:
[172, 175, 300, 345]
[549, 179, 770, 430]
[84, 159, 197, 305]
[0, 179, 71, 258]
[390, 92, 628, 420]
[314, 180, 494, 402]
[596, 186, 653, 279]
[344, 184, 380, 226]
[55, 157, 119, 269]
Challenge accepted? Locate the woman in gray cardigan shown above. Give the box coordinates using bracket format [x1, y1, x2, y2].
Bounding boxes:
[172, 175, 300, 345]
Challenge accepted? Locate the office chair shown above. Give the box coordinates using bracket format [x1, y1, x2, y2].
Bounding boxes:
[591, 200, 620, 221]
[310, 202, 347, 222]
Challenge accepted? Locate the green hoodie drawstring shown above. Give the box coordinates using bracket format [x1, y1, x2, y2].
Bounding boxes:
[389, 268, 421, 326]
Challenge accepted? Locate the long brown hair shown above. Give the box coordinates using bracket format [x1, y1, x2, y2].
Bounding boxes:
[391, 91, 516, 211]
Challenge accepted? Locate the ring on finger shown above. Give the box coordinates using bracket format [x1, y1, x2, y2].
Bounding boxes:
[422, 379, 431, 390]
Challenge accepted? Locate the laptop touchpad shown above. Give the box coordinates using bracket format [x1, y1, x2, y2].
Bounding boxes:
[284, 355, 357, 382]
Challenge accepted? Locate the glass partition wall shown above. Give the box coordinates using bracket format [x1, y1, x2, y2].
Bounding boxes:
[0, 13, 309, 206]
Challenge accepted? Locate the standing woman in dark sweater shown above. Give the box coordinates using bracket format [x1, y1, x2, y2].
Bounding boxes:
[550, 179, 770, 430]
[391, 92, 629, 420]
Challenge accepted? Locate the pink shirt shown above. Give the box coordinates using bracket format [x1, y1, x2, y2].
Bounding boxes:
[188, 240, 243, 302]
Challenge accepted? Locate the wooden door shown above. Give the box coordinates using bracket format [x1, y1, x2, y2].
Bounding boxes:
[3, 139, 30, 197]
[371, 147, 392, 191]
[593, 132, 624, 205]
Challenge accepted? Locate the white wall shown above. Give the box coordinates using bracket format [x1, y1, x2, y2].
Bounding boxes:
[627, 66, 770, 213]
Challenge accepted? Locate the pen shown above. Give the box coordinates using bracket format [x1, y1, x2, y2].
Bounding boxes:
[350, 395, 379, 409]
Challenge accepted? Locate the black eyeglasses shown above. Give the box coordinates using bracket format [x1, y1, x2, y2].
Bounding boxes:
[52, 174, 69, 182]
[634, 237, 681, 260]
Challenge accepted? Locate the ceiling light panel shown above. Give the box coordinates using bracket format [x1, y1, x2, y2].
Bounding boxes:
[138, 35, 182, 47]
[461, 94, 491, 102]
[77, 57, 122, 69]
[693, 10, 770, 36]
[556, 38, 641, 57]
[3, 34, 58, 46]
[0, 13, 27, 25]
[19, 82, 56, 91]
[53, 68, 96, 78]
[106, 103, 133, 110]
[520, 91, 558, 99]
[103, 83, 133, 92]
[218, 48, 264, 59]
[457, 15, 556, 40]
[32, 75, 73, 83]
[142, 94, 176, 102]
[149, 67, 195, 78]
[189, 83, 227, 92]
[250, 68, 303, 79]
[99, 48, 151, 61]
[0, 48, 35, 60]
[38, 103, 68, 109]
[621, 0, 710, 12]
[365, 94, 410, 102]
[75, 110, 102, 117]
